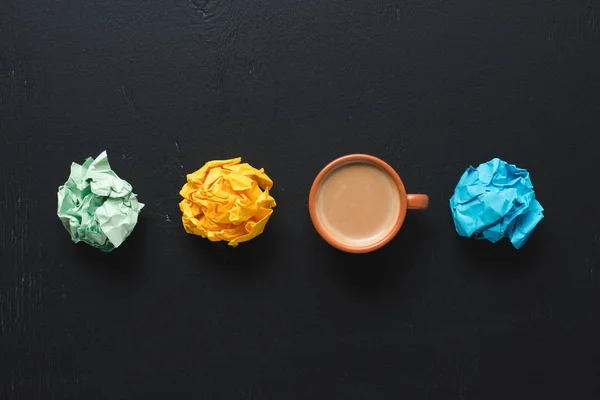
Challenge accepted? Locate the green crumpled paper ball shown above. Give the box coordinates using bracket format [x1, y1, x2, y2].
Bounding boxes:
[57, 151, 144, 251]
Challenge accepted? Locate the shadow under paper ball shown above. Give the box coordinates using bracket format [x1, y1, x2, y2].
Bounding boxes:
[454, 219, 550, 273]
[72, 216, 149, 277]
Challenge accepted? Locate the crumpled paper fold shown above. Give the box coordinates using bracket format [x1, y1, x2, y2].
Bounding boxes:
[179, 157, 276, 246]
[449, 158, 544, 249]
[57, 151, 144, 251]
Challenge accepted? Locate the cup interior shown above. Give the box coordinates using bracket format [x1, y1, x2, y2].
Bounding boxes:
[309, 154, 408, 253]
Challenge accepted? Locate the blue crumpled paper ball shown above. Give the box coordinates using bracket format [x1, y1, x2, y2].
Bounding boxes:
[449, 158, 544, 249]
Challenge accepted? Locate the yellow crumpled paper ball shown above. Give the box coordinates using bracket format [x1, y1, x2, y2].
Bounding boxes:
[179, 157, 276, 246]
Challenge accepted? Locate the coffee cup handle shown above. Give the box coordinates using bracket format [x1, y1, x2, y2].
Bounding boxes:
[407, 194, 429, 210]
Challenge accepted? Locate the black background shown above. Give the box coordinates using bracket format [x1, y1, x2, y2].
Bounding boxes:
[2, 0, 600, 398]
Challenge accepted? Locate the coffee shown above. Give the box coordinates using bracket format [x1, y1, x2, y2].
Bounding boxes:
[314, 162, 401, 247]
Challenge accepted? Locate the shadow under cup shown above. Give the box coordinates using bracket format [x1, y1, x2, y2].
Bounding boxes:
[309, 154, 429, 253]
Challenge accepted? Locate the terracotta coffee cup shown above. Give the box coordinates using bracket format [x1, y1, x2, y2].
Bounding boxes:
[309, 154, 429, 253]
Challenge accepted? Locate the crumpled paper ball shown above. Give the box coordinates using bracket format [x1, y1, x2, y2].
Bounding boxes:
[179, 157, 276, 246]
[57, 151, 144, 252]
[449, 158, 544, 249]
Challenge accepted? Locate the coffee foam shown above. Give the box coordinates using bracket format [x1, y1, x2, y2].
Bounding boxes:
[314, 161, 401, 248]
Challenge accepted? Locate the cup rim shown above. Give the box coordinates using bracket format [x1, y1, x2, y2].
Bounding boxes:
[308, 154, 408, 253]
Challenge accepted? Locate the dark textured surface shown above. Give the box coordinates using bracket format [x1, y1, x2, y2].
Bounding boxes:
[2, 0, 600, 398]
